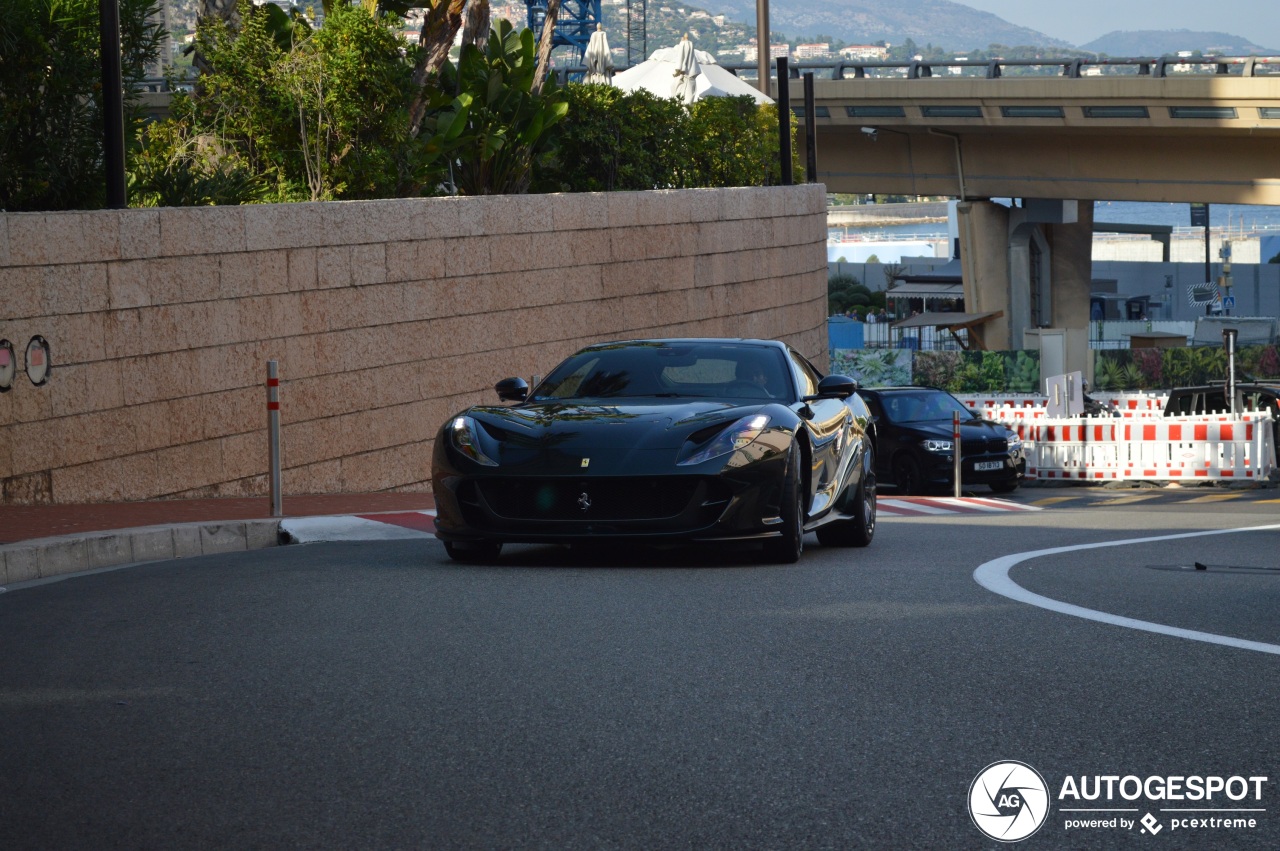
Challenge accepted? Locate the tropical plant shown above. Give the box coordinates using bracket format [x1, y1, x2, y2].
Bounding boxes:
[1, 0, 165, 210]
[440, 20, 568, 195]
[145, 0, 470, 203]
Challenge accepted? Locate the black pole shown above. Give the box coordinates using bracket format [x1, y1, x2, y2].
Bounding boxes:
[803, 72, 817, 183]
[776, 57, 791, 186]
[100, 0, 127, 208]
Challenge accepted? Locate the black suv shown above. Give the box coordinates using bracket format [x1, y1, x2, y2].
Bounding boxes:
[858, 387, 1026, 494]
[1162, 383, 1280, 445]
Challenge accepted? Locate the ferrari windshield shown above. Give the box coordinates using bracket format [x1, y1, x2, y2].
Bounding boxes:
[879, 389, 977, 424]
[532, 342, 792, 402]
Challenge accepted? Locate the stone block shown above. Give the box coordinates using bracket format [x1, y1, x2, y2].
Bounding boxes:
[251, 250, 290, 295]
[172, 525, 202, 558]
[160, 206, 247, 257]
[290, 458, 343, 494]
[141, 256, 186, 306]
[220, 431, 263, 481]
[131, 528, 176, 563]
[447, 196, 487, 238]
[551, 192, 609, 232]
[442, 237, 491, 279]
[4, 547, 39, 584]
[120, 209, 161, 260]
[49, 361, 124, 419]
[384, 241, 418, 284]
[86, 534, 132, 569]
[218, 252, 257, 299]
[245, 520, 280, 550]
[79, 263, 111, 312]
[55, 451, 160, 503]
[199, 522, 247, 554]
[407, 197, 463, 241]
[486, 232, 535, 275]
[288, 247, 318, 292]
[107, 260, 153, 309]
[40, 264, 87, 315]
[244, 203, 324, 252]
[0, 266, 44, 320]
[36, 538, 88, 578]
[351, 243, 387, 287]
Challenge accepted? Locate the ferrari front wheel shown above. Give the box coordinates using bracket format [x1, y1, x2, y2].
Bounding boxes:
[817, 460, 876, 548]
[763, 442, 805, 564]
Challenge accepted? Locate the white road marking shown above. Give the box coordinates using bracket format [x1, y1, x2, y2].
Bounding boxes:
[281, 515, 433, 542]
[973, 524, 1280, 656]
[879, 499, 954, 515]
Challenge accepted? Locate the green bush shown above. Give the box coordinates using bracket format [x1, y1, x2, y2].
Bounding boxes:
[536, 86, 796, 192]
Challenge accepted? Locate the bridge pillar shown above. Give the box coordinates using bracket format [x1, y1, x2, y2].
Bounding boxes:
[956, 201, 1012, 349]
[956, 199, 1093, 378]
[1046, 203, 1094, 381]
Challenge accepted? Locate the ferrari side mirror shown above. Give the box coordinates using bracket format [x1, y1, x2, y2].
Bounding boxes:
[494, 377, 529, 402]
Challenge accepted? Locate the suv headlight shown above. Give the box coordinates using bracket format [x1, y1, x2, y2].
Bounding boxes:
[922, 438, 953, 453]
[1006, 429, 1023, 453]
[678, 414, 770, 466]
[449, 416, 498, 466]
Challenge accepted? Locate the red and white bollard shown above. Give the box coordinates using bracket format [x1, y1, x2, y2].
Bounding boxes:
[953, 410, 962, 498]
[267, 360, 283, 518]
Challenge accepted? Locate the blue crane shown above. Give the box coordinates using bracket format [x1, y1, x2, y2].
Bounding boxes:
[525, 0, 605, 63]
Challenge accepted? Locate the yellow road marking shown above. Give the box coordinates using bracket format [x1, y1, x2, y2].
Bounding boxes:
[1095, 494, 1162, 505]
[1179, 493, 1245, 503]
[1029, 497, 1078, 507]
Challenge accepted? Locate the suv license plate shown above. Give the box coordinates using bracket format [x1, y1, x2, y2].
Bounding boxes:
[974, 461, 1004, 471]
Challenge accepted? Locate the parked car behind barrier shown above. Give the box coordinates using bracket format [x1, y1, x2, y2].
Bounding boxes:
[1162, 383, 1280, 447]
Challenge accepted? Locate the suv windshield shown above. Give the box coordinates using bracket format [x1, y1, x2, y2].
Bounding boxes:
[880, 389, 976, 424]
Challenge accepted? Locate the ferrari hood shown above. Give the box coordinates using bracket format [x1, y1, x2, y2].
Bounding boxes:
[468, 399, 766, 451]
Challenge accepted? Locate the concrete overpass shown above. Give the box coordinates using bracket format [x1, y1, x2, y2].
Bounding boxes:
[780, 56, 1280, 373]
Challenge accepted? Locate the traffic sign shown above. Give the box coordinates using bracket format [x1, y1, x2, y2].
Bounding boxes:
[1223, 295, 1236, 309]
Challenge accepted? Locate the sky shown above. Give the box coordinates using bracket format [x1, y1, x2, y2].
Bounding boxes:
[956, 0, 1279, 50]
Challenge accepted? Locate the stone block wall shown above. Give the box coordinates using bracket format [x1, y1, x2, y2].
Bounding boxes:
[0, 185, 828, 505]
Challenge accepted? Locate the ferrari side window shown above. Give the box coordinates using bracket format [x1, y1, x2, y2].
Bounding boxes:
[788, 350, 819, 397]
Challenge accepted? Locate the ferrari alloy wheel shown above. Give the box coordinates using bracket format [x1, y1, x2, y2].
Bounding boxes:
[817, 456, 876, 548]
[763, 442, 805, 564]
[892, 454, 923, 496]
[443, 540, 503, 564]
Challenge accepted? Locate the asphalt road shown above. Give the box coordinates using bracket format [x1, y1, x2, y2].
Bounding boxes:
[2, 493, 1278, 850]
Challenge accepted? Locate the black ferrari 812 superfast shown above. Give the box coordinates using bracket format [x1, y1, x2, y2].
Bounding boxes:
[431, 339, 877, 563]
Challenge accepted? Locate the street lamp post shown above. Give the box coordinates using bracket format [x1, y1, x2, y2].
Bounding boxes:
[755, 0, 769, 97]
[100, 0, 127, 208]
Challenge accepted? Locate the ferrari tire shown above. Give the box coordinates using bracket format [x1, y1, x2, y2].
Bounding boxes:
[816, 464, 876, 548]
[443, 540, 503, 564]
[763, 442, 805, 564]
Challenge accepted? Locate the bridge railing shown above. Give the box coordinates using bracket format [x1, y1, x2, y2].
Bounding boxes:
[543, 54, 1280, 84]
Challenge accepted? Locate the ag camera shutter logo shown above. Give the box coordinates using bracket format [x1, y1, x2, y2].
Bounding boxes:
[969, 760, 1050, 842]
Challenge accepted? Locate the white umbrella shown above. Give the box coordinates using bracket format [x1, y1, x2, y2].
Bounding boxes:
[613, 44, 774, 105]
[583, 24, 614, 85]
[671, 34, 700, 103]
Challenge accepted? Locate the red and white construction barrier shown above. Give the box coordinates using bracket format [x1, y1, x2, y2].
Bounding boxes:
[1008, 414, 1277, 482]
[956, 392, 1169, 421]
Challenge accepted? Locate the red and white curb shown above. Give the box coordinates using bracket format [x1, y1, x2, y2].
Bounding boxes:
[878, 497, 1042, 517]
[281, 511, 437, 543]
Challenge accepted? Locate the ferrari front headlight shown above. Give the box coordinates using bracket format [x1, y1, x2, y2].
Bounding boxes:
[449, 416, 498, 466]
[677, 414, 770, 466]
